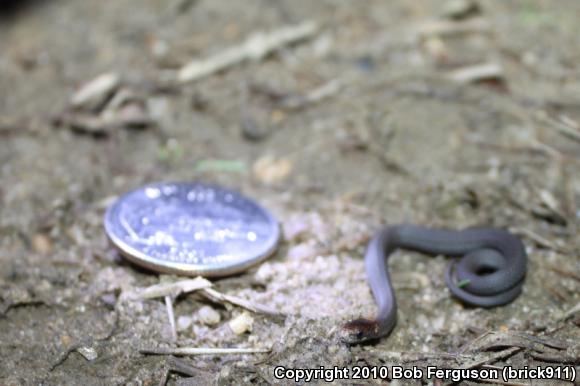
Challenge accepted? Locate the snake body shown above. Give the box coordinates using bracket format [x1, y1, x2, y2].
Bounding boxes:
[340, 225, 527, 344]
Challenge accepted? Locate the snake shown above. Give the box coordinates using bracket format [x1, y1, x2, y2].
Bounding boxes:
[340, 224, 527, 344]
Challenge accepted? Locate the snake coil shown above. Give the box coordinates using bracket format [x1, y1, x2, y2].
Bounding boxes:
[340, 225, 527, 344]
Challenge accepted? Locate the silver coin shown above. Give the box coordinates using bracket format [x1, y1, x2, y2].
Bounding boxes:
[104, 182, 280, 277]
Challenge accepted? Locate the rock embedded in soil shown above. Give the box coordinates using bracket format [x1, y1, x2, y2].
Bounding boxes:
[197, 305, 221, 326]
[228, 312, 254, 335]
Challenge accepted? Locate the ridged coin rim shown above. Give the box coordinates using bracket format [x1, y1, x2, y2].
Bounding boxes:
[104, 182, 280, 277]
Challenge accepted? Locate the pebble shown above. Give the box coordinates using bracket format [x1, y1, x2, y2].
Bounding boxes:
[31, 233, 52, 254]
[241, 115, 270, 141]
[177, 315, 194, 331]
[228, 312, 253, 335]
[254, 262, 275, 283]
[70, 72, 120, 111]
[252, 155, 293, 185]
[77, 346, 98, 361]
[442, 0, 481, 20]
[287, 242, 317, 260]
[197, 305, 221, 326]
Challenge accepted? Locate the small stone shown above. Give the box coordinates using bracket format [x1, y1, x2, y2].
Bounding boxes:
[70, 72, 120, 111]
[99, 293, 117, 308]
[252, 155, 293, 185]
[270, 109, 286, 124]
[287, 243, 317, 260]
[31, 233, 52, 254]
[423, 36, 449, 63]
[228, 312, 253, 335]
[254, 263, 274, 283]
[197, 305, 221, 326]
[177, 315, 194, 331]
[60, 334, 72, 347]
[336, 124, 370, 152]
[241, 115, 269, 142]
[442, 0, 481, 20]
[77, 346, 98, 361]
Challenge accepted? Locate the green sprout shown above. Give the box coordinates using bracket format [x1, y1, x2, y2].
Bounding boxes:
[456, 279, 471, 288]
[195, 159, 247, 173]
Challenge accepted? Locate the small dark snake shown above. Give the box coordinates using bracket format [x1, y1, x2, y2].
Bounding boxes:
[340, 225, 527, 344]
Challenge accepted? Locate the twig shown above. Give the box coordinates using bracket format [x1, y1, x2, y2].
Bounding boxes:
[417, 18, 491, 37]
[140, 346, 270, 356]
[509, 227, 568, 254]
[459, 347, 522, 370]
[511, 332, 569, 350]
[278, 78, 343, 110]
[364, 349, 467, 361]
[474, 379, 527, 386]
[549, 265, 580, 282]
[442, 371, 528, 386]
[540, 113, 580, 143]
[457, 330, 493, 354]
[447, 62, 503, 84]
[166, 356, 202, 376]
[559, 302, 580, 322]
[165, 296, 177, 342]
[178, 21, 318, 83]
[121, 277, 212, 300]
[122, 277, 283, 319]
[201, 287, 284, 317]
[529, 350, 580, 364]
[464, 137, 560, 158]
[158, 356, 206, 386]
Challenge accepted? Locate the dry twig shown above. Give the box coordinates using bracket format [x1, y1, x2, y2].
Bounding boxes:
[510, 227, 568, 254]
[140, 346, 270, 356]
[417, 18, 491, 37]
[165, 295, 177, 342]
[178, 21, 318, 83]
[459, 347, 522, 370]
[447, 62, 503, 84]
[121, 277, 283, 318]
[201, 287, 284, 317]
[121, 277, 212, 300]
[278, 78, 344, 110]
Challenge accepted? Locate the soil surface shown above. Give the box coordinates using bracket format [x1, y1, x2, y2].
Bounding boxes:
[1, 1, 578, 385]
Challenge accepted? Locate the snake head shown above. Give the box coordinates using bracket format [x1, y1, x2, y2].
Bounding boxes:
[339, 318, 380, 344]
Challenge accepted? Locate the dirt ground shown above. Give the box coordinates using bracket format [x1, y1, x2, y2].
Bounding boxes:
[1, 0, 579, 385]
